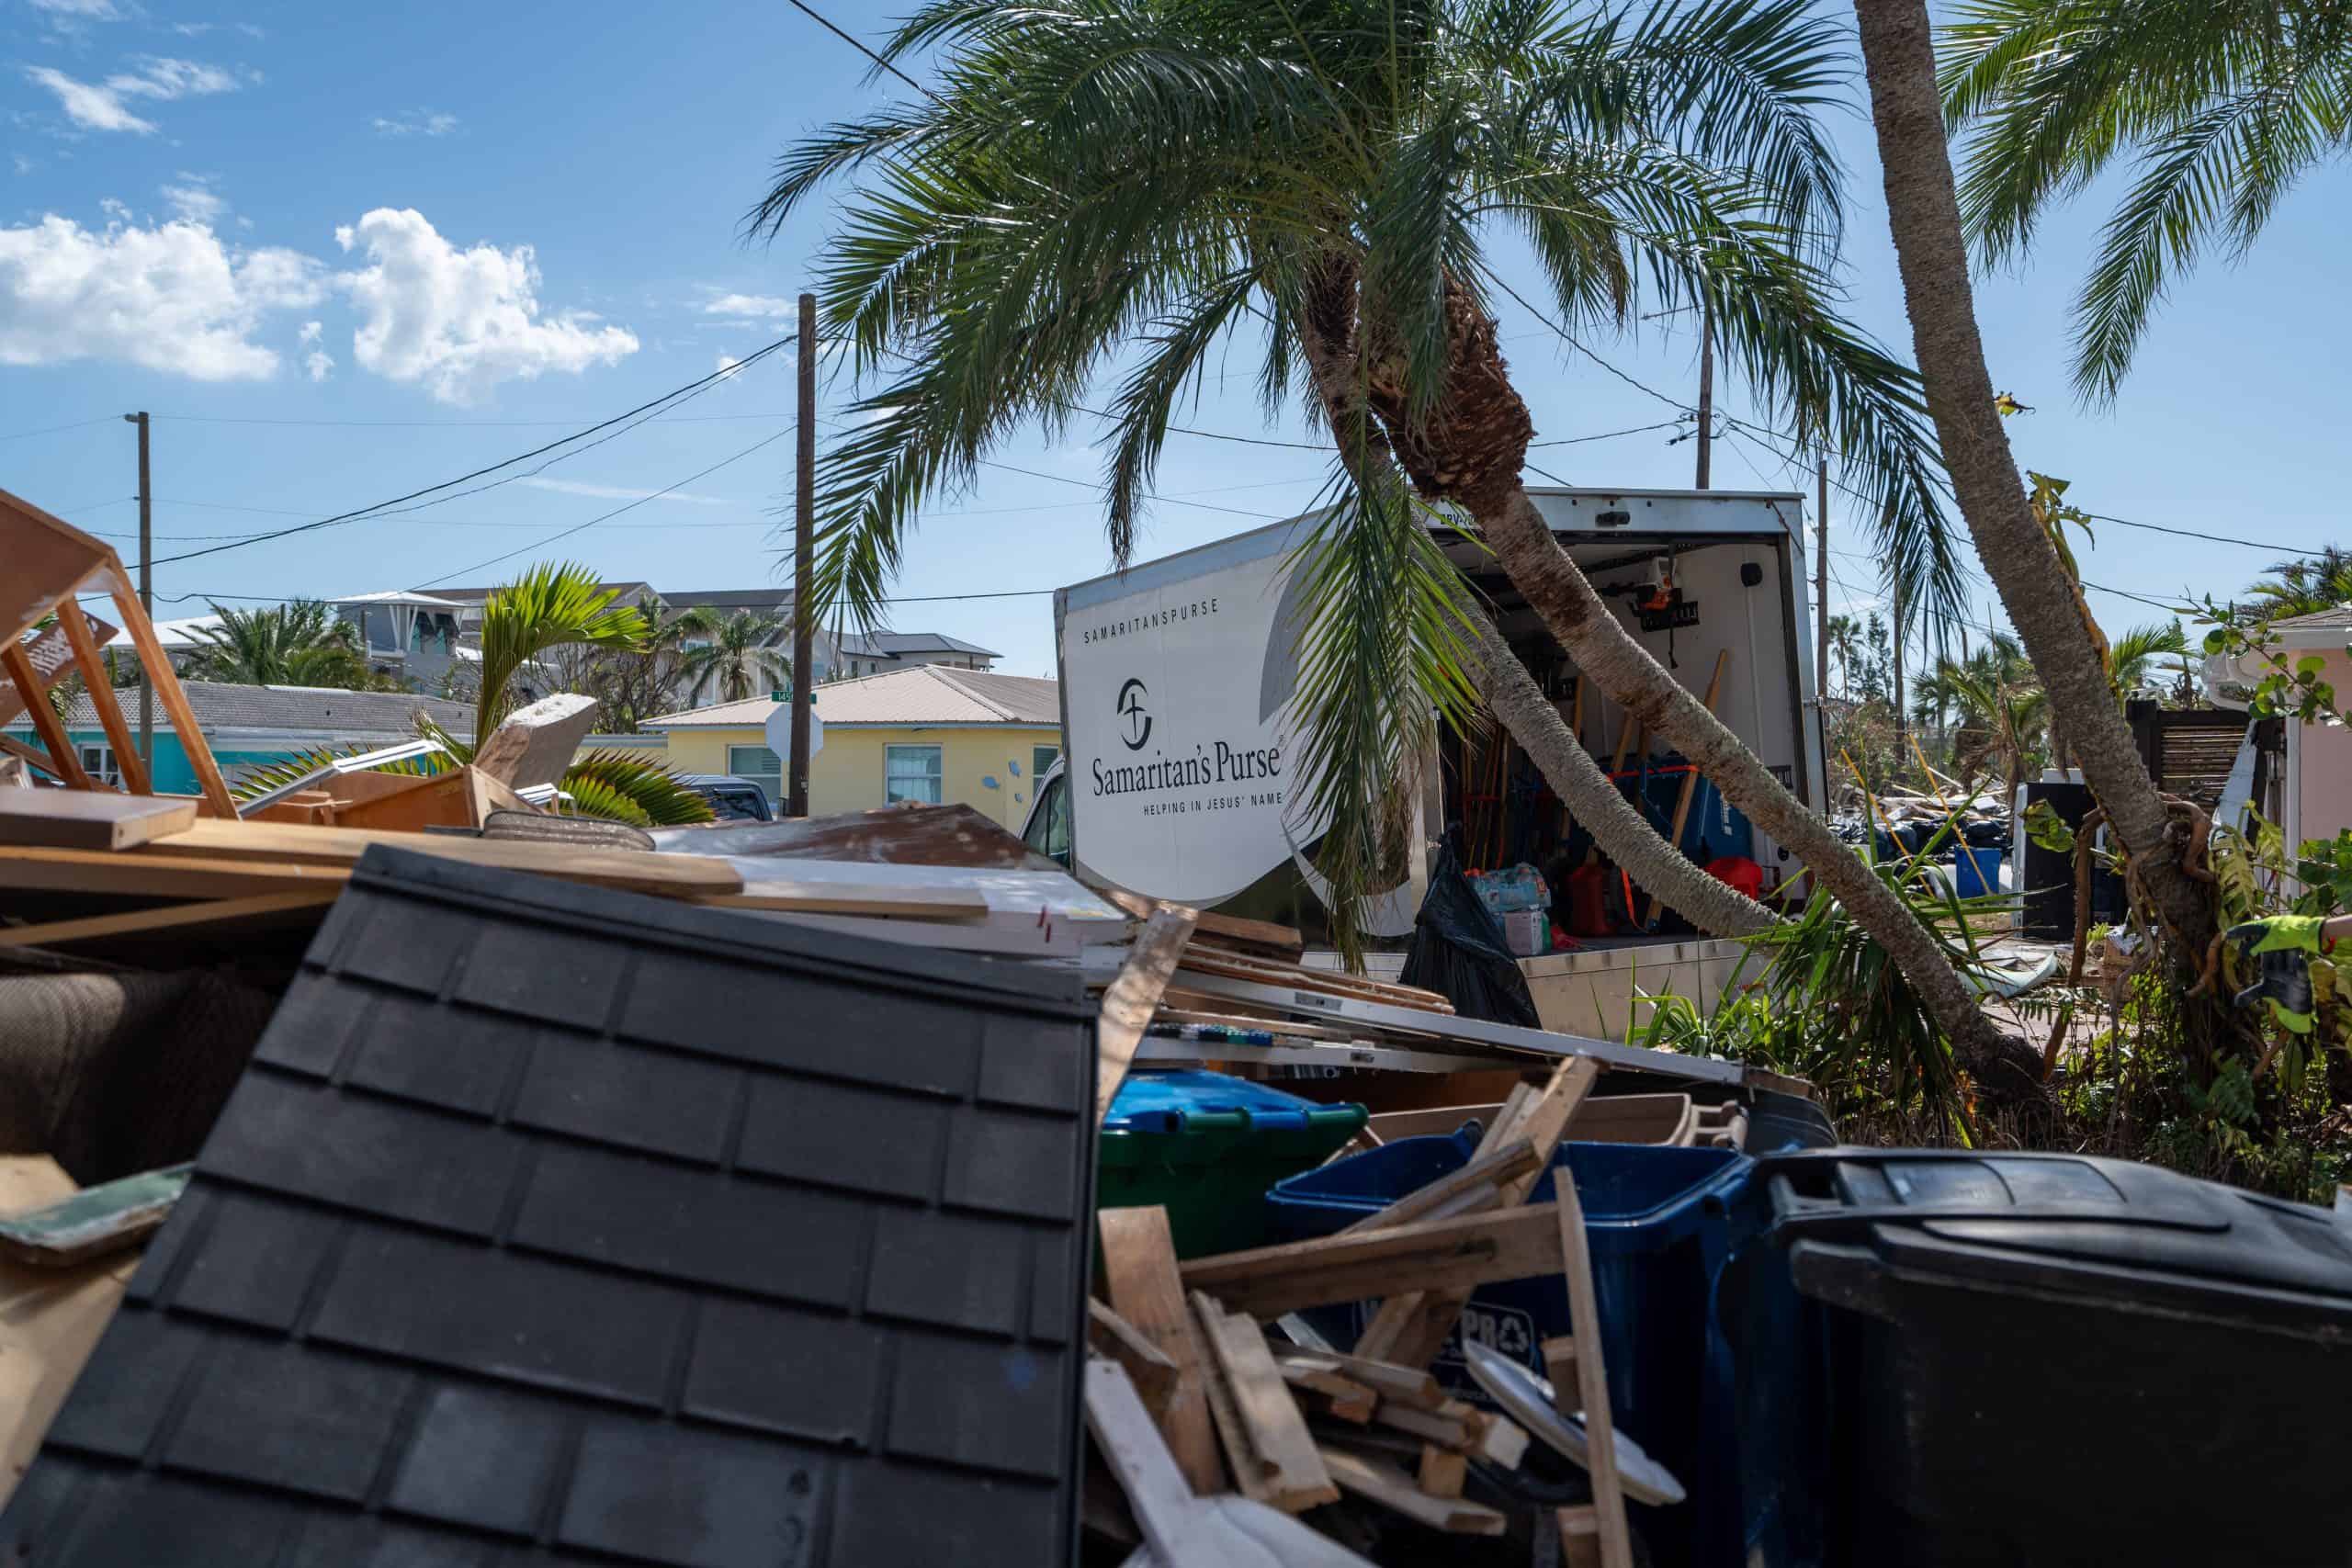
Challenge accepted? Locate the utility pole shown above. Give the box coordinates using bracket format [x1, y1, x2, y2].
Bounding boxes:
[1815, 457, 1829, 702]
[124, 411, 152, 767]
[1893, 580, 1907, 751]
[788, 293, 816, 819]
[1693, 299, 1713, 489]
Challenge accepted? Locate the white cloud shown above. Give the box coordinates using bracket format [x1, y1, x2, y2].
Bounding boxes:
[0, 211, 323, 378]
[28, 0, 122, 14]
[518, 477, 730, 505]
[371, 108, 458, 137]
[715, 352, 743, 378]
[703, 291, 794, 322]
[299, 318, 332, 381]
[21, 56, 251, 135]
[161, 174, 224, 224]
[171, 21, 215, 36]
[333, 208, 638, 403]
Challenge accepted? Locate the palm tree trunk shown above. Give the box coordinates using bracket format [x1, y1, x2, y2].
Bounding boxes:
[1849, 0, 2211, 961]
[1464, 611, 1776, 939]
[1331, 270, 2036, 1098]
[1292, 262, 1775, 942]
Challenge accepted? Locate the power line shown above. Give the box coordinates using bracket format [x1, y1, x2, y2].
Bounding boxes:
[1531, 419, 1687, 449]
[154, 411, 801, 428]
[0, 415, 118, 444]
[410, 428, 800, 589]
[142, 335, 796, 568]
[782, 0, 939, 100]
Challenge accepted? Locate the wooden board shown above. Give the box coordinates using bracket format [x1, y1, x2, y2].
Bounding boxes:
[697, 881, 989, 917]
[1089, 1299, 1181, 1419]
[1336, 1139, 1535, 1236]
[1557, 1179, 1634, 1568]
[1095, 908, 1198, 1123]
[0, 845, 351, 899]
[1190, 1292, 1337, 1512]
[1275, 1350, 1445, 1411]
[1419, 1445, 1468, 1499]
[0, 789, 194, 851]
[1317, 1448, 1506, 1536]
[1098, 1207, 1226, 1495]
[1101, 886, 1303, 959]
[0, 1156, 135, 1512]
[0, 889, 338, 950]
[1177, 1204, 1563, 1320]
[138, 818, 745, 900]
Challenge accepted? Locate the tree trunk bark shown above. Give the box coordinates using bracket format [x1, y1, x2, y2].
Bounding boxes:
[1464, 610, 1777, 939]
[1849, 0, 2211, 961]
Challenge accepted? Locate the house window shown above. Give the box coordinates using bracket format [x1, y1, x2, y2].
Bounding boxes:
[727, 744, 784, 805]
[78, 744, 119, 786]
[1033, 745, 1059, 780]
[885, 744, 943, 806]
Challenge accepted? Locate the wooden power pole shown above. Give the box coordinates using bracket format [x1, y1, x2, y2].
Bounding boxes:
[1815, 458, 1829, 702]
[1693, 300, 1713, 490]
[788, 293, 817, 819]
[124, 411, 153, 768]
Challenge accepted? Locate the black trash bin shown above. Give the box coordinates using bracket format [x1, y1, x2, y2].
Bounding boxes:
[1760, 1148, 2352, 1568]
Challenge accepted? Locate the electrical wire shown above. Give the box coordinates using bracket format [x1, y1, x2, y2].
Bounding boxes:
[140, 335, 795, 568]
[0, 415, 119, 444]
[782, 0, 939, 100]
[155, 411, 801, 428]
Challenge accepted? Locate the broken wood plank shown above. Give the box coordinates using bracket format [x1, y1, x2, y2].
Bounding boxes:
[1189, 1292, 1337, 1513]
[139, 817, 744, 899]
[1099, 1207, 1225, 1495]
[54, 602, 146, 795]
[472, 691, 598, 791]
[1095, 906, 1199, 1123]
[0, 789, 193, 851]
[1317, 1447, 1506, 1536]
[1101, 886, 1303, 960]
[101, 570, 233, 817]
[0, 888, 338, 950]
[1275, 1360, 1375, 1423]
[1337, 1138, 1537, 1236]
[1363, 1057, 1600, 1368]
[1418, 1445, 1467, 1500]
[1089, 1299, 1181, 1419]
[1543, 1336, 1581, 1416]
[0, 844, 351, 899]
[1177, 1204, 1562, 1320]
[4, 642, 89, 788]
[0, 1163, 188, 1267]
[1275, 1350, 1446, 1411]
[0, 615, 108, 731]
[1372, 1404, 1476, 1451]
[1558, 1177, 1633, 1568]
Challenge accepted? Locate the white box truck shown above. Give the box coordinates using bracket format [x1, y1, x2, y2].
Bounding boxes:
[1028, 487, 1826, 1030]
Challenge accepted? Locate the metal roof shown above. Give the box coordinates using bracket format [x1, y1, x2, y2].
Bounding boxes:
[644, 665, 1057, 729]
[9, 680, 474, 737]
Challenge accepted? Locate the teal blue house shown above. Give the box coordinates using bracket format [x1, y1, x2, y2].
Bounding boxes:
[6, 682, 476, 795]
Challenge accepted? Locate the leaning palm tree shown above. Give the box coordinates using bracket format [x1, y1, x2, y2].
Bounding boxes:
[1852, 0, 2218, 1031]
[473, 562, 651, 742]
[753, 0, 2055, 1081]
[1939, 0, 2352, 402]
[677, 611, 793, 705]
[189, 600, 378, 690]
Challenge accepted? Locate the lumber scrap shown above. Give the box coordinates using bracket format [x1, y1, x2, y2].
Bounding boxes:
[1358, 1057, 1600, 1368]
[472, 692, 599, 791]
[0, 1164, 188, 1267]
[0, 889, 338, 950]
[1085, 1357, 1376, 1568]
[1095, 906, 1199, 1122]
[1090, 1298, 1182, 1420]
[0, 845, 351, 899]
[1337, 1138, 1537, 1236]
[1177, 1204, 1563, 1320]
[1274, 1350, 1446, 1411]
[1102, 885, 1303, 960]
[4, 642, 89, 787]
[1555, 1177, 1634, 1568]
[1418, 1445, 1467, 1500]
[0, 1156, 138, 1513]
[137, 818, 744, 900]
[1189, 1292, 1337, 1512]
[0, 612, 112, 731]
[53, 601, 146, 795]
[1275, 1359, 1375, 1424]
[1098, 1207, 1226, 1495]
[1317, 1447, 1506, 1536]
[0, 789, 193, 851]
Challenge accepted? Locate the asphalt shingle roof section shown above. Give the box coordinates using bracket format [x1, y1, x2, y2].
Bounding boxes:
[0, 844, 1096, 1568]
[17, 680, 475, 738]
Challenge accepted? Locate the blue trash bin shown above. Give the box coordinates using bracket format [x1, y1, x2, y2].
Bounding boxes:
[1266, 1134, 1797, 1566]
[1952, 844, 2004, 898]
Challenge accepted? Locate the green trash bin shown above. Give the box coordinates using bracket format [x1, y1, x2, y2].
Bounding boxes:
[1099, 1071, 1368, 1258]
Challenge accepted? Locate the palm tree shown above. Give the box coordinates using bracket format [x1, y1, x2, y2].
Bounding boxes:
[1939, 1, 2352, 403]
[2246, 547, 2352, 622]
[188, 600, 379, 690]
[2108, 620, 2188, 700]
[1825, 614, 1863, 699]
[677, 611, 793, 705]
[1915, 634, 2046, 800]
[753, 0, 2052, 1078]
[1852, 0, 2216, 1018]
[473, 562, 650, 743]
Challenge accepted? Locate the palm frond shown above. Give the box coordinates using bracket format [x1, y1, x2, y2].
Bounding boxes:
[562, 750, 717, 827]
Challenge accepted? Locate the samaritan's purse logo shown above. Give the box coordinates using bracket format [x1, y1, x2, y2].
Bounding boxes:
[1116, 678, 1152, 750]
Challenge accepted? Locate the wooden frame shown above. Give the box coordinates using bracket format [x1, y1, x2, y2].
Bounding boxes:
[1, 488, 232, 816]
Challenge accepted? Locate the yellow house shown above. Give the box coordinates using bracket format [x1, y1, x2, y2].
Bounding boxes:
[642, 665, 1063, 829]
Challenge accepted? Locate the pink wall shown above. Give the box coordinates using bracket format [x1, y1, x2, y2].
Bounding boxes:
[2297, 649, 2352, 848]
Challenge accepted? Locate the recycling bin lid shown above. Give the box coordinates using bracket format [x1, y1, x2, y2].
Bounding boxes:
[1761, 1148, 2352, 1328]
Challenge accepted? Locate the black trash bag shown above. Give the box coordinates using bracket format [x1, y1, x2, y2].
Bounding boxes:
[1398, 837, 1542, 1027]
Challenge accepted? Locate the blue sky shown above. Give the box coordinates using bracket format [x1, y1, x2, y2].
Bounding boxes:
[6, 0, 2347, 684]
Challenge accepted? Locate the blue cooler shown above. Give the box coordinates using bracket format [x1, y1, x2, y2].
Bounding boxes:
[1266, 1134, 1808, 1566]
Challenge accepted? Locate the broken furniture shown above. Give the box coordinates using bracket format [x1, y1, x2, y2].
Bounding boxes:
[1, 487, 231, 815]
[0, 844, 1100, 1566]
